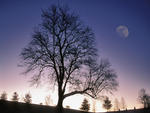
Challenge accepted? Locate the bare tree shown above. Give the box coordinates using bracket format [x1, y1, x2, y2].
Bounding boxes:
[103, 96, 112, 112]
[80, 98, 90, 112]
[20, 5, 118, 112]
[0, 91, 7, 101]
[138, 88, 150, 108]
[24, 93, 32, 104]
[120, 97, 126, 110]
[114, 98, 119, 111]
[12, 92, 19, 102]
[45, 95, 53, 106]
[92, 99, 96, 112]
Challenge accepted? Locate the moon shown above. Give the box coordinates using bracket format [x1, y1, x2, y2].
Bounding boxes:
[116, 25, 129, 38]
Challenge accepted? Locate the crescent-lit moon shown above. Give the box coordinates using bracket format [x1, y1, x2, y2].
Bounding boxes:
[116, 25, 129, 38]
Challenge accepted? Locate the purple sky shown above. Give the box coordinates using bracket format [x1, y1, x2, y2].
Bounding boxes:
[0, 0, 150, 110]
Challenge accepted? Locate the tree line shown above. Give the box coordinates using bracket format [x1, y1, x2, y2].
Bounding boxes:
[0, 91, 32, 104]
[80, 88, 150, 112]
[1, 88, 149, 112]
[0, 91, 53, 106]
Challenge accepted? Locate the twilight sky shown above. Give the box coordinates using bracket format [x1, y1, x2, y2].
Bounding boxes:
[0, 0, 150, 111]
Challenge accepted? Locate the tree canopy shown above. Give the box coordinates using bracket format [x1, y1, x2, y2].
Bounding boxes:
[20, 5, 118, 112]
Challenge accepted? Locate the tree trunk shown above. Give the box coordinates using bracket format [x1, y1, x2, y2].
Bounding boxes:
[56, 97, 63, 113]
[56, 84, 64, 113]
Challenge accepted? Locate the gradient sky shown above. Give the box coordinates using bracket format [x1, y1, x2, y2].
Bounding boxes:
[0, 0, 150, 111]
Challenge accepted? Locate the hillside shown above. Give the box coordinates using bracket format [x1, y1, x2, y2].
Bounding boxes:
[0, 100, 150, 113]
[0, 100, 88, 113]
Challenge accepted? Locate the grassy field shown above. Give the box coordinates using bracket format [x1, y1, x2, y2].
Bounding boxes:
[0, 100, 150, 113]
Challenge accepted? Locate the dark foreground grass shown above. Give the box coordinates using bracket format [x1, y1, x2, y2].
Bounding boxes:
[0, 100, 150, 113]
[107, 108, 150, 113]
[0, 100, 89, 113]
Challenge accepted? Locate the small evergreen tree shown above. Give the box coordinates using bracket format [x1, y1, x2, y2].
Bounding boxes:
[0, 91, 7, 101]
[80, 98, 90, 112]
[12, 92, 19, 102]
[103, 97, 112, 111]
[24, 93, 32, 104]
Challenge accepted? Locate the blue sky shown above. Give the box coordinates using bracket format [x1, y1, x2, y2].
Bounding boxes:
[0, 0, 150, 110]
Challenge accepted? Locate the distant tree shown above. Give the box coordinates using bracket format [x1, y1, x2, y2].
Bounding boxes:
[114, 98, 119, 111]
[0, 91, 7, 101]
[11, 92, 19, 102]
[138, 88, 150, 108]
[45, 95, 53, 106]
[103, 97, 112, 111]
[92, 99, 96, 112]
[80, 98, 90, 112]
[20, 5, 118, 112]
[24, 93, 32, 104]
[120, 97, 126, 110]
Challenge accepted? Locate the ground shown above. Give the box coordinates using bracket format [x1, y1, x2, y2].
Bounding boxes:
[0, 100, 150, 113]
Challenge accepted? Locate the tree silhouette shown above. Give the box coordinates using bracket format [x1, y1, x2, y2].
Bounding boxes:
[120, 97, 126, 110]
[0, 91, 7, 101]
[80, 98, 90, 112]
[11, 92, 19, 102]
[138, 88, 150, 108]
[114, 98, 119, 111]
[103, 97, 112, 111]
[24, 93, 32, 104]
[20, 5, 118, 112]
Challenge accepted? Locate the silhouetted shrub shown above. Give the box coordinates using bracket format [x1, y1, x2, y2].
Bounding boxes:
[12, 92, 19, 102]
[0, 91, 7, 101]
[24, 93, 32, 104]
